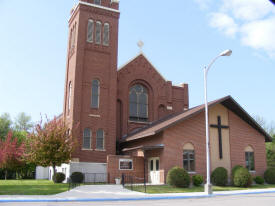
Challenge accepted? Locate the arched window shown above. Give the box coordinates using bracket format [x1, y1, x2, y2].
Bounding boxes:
[68, 81, 72, 114]
[91, 79, 100, 108]
[95, 21, 102, 44]
[103, 23, 110, 46]
[94, 0, 101, 5]
[245, 146, 255, 171]
[129, 84, 148, 122]
[183, 143, 195, 172]
[83, 128, 91, 149]
[71, 24, 76, 49]
[96, 129, 104, 150]
[87, 19, 94, 43]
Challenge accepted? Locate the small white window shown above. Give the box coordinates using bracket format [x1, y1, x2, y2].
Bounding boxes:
[87, 19, 94, 43]
[119, 159, 133, 170]
[103, 23, 110, 46]
[95, 21, 102, 44]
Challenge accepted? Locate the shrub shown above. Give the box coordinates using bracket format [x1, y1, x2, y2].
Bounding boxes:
[233, 167, 252, 187]
[70, 172, 84, 183]
[166, 167, 190, 188]
[231, 165, 242, 182]
[192, 174, 204, 186]
[264, 168, 275, 184]
[211, 167, 228, 186]
[53, 172, 66, 183]
[254, 176, 264, 185]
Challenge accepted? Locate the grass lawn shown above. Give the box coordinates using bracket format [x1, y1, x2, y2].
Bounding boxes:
[127, 184, 275, 194]
[0, 180, 69, 195]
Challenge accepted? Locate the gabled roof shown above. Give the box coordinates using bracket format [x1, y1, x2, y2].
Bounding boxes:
[118, 52, 167, 82]
[122, 96, 272, 143]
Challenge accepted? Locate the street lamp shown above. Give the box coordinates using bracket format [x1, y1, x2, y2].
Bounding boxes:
[204, 49, 232, 195]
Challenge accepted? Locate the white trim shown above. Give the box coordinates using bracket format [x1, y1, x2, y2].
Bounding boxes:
[118, 52, 167, 82]
[81, 149, 94, 151]
[89, 114, 101, 118]
[95, 149, 106, 152]
[167, 106, 173, 110]
[188, 171, 197, 175]
[249, 170, 256, 173]
[119, 159, 133, 170]
[128, 120, 151, 124]
[79, 1, 120, 13]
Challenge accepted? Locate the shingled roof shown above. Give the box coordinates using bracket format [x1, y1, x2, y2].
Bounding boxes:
[122, 96, 272, 143]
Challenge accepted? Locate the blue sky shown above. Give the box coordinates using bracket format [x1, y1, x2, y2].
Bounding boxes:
[0, 0, 274, 125]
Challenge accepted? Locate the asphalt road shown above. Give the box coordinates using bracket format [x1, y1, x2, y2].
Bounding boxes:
[1, 193, 275, 206]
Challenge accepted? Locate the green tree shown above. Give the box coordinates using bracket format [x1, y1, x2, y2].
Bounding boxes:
[27, 117, 77, 180]
[0, 113, 12, 140]
[14, 112, 33, 132]
[254, 116, 275, 168]
[266, 134, 275, 168]
[254, 115, 275, 136]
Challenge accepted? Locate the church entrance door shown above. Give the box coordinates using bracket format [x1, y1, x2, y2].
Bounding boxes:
[148, 157, 160, 184]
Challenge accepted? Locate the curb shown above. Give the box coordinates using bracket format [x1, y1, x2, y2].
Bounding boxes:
[1, 189, 275, 203]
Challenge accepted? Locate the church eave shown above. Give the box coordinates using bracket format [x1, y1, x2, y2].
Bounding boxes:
[122, 96, 272, 143]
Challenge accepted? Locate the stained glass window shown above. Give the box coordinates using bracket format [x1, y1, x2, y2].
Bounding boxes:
[68, 82, 72, 114]
[87, 19, 94, 43]
[83, 128, 91, 149]
[129, 84, 148, 122]
[95, 21, 101, 44]
[94, 0, 101, 5]
[245, 152, 255, 171]
[183, 150, 195, 172]
[96, 129, 104, 150]
[103, 23, 109, 46]
[91, 79, 100, 108]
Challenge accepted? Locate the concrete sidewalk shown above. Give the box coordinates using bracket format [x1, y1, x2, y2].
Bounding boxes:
[1, 185, 275, 202]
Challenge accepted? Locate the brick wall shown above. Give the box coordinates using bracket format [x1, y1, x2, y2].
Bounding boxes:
[117, 54, 188, 139]
[63, 3, 120, 163]
[162, 112, 207, 181]
[107, 155, 144, 184]
[122, 104, 268, 183]
[229, 110, 267, 176]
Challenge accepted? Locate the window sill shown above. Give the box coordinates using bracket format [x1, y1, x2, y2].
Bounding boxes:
[81, 149, 93, 151]
[119, 169, 133, 171]
[187, 171, 196, 175]
[128, 120, 151, 124]
[249, 170, 256, 173]
[95, 149, 106, 152]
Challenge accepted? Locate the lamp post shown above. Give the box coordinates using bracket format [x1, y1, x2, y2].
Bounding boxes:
[204, 49, 232, 195]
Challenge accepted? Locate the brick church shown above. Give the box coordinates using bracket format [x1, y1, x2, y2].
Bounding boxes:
[39, 0, 272, 183]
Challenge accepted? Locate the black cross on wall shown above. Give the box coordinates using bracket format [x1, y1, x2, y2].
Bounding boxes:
[210, 116, 229, 159]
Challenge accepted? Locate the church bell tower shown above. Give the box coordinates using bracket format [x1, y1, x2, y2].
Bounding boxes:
[63, 0, 120, 163]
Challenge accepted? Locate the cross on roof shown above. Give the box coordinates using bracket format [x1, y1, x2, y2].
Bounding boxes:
[137, 40, 144, 52]
[210, 116, 229, 159]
